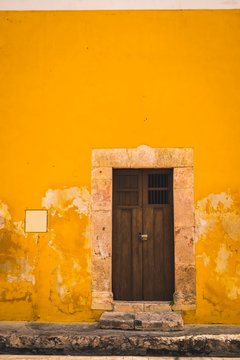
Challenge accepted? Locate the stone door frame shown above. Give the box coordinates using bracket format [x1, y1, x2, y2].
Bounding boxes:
[91, 145, 196, 311]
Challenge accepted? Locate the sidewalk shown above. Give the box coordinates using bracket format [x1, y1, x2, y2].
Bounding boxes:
[0, 357, 239, 360]
[0, 322, 239, 357]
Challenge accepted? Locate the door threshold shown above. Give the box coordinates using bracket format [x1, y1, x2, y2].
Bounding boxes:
[113, 300, 172, 312]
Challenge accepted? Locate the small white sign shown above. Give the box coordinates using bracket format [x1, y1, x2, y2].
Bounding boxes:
[25, 210, 48, 233]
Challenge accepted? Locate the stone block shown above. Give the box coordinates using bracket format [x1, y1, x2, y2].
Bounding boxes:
[175, 264, 196, 298]
[91, 256, 111, 292]
[174, 167, 194, 189]
[175, 227, 195, 266]
[92, 167, 112, 180]
[92, 149, 130, 168]
[173, 291, 196, 306]
[173, 303, 196, 311]
[128, 145, 158, 168]
[134, 312, 184, 331]
[92, 291, 113, 310]
[91, 210, 112, 258]
[174, 188, 194, 227]
[113, 302, 144, 312]
[92, 179, 112, 211]
[144, 302, 171, 312]
[99, 311, 135, 330]
[157, 148, 193, 167]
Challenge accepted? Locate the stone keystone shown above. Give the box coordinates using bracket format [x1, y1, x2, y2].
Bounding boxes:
[99, 311, 135, 330]
[134, 311, 184, 331]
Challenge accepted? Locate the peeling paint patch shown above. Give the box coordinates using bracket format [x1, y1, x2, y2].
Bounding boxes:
[0, 201, 11, 229]
[195, 192, 240, 241]
[42, 187, 90, 218]
[0, 201, 11, 221]
[0, 257, 35, 286]
[0, 201, 27, 237]
[206, 192, 233, 211]
[196, 253, 210, 266]
[0, 201, 36, 312]
[13, 221, 27, 238]
[0, 216, 6, 229]
[222, 211, 240, 241]
[6, 257, 35, 285]
[40, 187, 93, 318]
[228, 285, 240, 300]
[195, 191, 240, 322]
[47, 237, 63, 260]
[56, 270, 67, 299]
[215, 244, 230, 274]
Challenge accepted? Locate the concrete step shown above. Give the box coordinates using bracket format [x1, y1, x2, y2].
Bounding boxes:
[99, 311, 184, 331]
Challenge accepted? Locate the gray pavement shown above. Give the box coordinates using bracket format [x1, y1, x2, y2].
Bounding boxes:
[0, 357, 240, 359]
[0, 322, 240, 357]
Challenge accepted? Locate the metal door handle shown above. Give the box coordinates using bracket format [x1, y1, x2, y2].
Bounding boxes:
[139, 233, 148, 241]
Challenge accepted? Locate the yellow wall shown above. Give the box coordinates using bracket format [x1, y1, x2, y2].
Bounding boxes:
[0, 10, 240, 323]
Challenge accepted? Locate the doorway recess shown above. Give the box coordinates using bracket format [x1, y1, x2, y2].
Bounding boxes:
[91, 145, 195, 311]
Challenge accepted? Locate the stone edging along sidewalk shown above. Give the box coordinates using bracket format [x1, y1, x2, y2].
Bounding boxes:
[0, 322, 240, 357]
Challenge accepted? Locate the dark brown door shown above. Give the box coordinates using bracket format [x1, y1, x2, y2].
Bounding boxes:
[112, 169, 174, 301]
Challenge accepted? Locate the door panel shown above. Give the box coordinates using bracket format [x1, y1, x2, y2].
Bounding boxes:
[131, 207, 143, 300]
[143, 206, 174, 300]
[112, 208, 132, 300]
[112, 170, 142, 300]
[112, 169, 174, 301]
[142, 170, 174, 301]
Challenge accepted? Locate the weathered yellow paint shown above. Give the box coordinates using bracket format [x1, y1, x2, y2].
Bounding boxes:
[0, 10, 240, 323]
[193, 191, 240, 323]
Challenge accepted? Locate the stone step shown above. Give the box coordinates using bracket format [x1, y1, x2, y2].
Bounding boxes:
[99, 311, 184, 331]
[113, 301, 172, 312]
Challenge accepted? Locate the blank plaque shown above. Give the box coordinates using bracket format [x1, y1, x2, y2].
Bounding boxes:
[25, 210, 48, 233]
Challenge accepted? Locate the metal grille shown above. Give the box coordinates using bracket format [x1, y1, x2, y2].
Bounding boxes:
[148, 190, 169, 204]
[148, 174, 169, 188]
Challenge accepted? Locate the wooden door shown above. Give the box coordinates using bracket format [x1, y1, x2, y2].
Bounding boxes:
[112, 169, 174, 301]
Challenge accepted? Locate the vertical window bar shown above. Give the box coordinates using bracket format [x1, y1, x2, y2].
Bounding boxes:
[147, 190, 170, 204]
